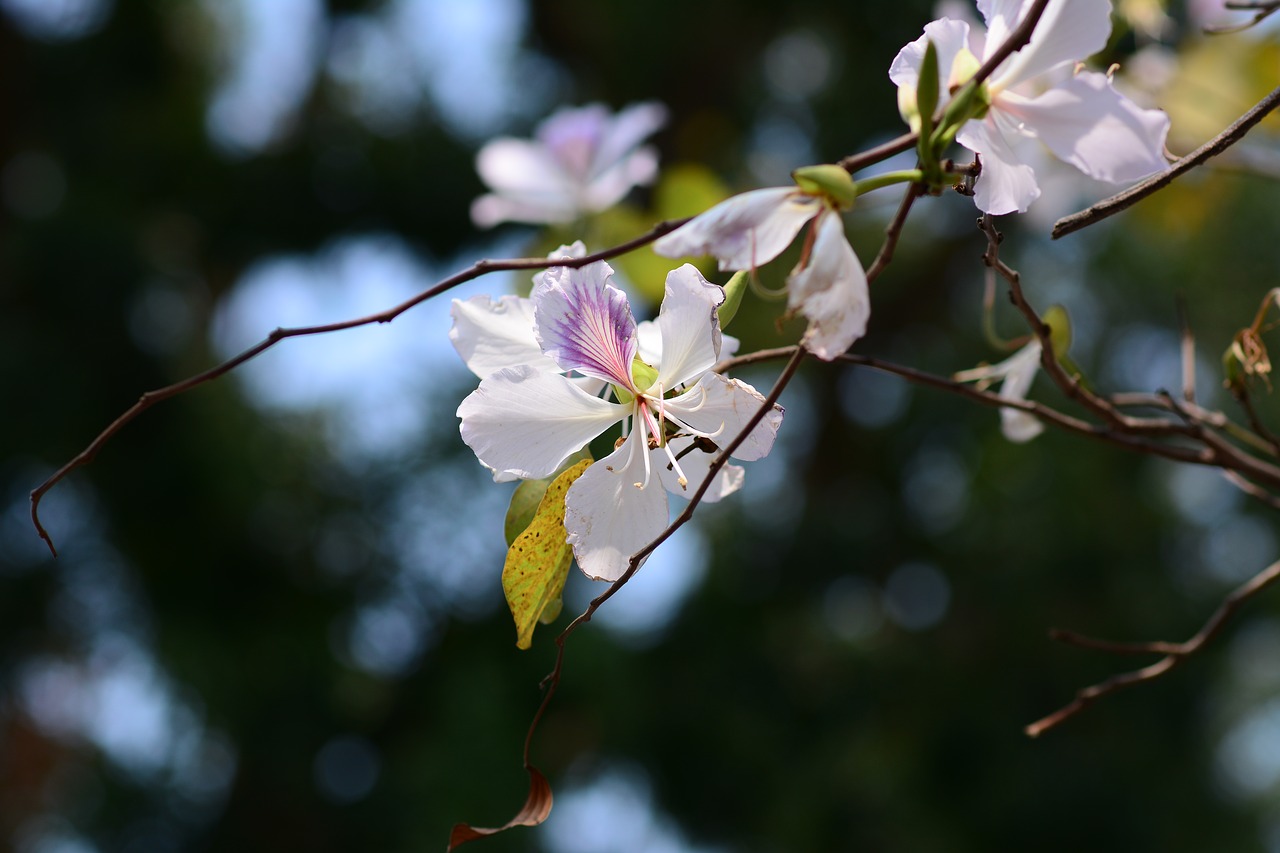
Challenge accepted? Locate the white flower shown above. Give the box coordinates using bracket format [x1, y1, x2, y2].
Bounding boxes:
[456, 259, 782, 581]
[653, 179, 869, 361]
[890, 0, 1170, 215]
[470, 102, 668, 227]
[954, 340, 1044, 442]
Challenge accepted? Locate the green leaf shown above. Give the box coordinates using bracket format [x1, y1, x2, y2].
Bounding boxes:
[501, 459, 592, 649]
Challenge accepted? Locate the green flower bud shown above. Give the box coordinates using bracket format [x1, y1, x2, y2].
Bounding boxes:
[792, 164, 857, 209]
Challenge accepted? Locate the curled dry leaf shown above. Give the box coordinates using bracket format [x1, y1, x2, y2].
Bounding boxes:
[447, 766, 554, 850]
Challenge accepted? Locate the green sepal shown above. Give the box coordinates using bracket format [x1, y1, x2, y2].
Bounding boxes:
[915, 39, 940, 156]
[1043, 305, 1072, 362]
[792, 165, 857, 209]
[718, 271, 748, 330]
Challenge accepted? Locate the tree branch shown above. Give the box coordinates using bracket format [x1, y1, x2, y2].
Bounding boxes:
[1026, 559, 1280, 737]
[1052, 83, 1280, 239]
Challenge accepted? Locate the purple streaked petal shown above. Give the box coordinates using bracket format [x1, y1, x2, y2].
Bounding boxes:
[534, 260, 639, 388]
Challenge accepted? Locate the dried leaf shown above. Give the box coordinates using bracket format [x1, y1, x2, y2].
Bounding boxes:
[447, 766, 554, 850]
[502, 459, 591, 649]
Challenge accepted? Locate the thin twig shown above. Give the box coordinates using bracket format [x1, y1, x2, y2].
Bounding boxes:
[29, 219, 691, 556]
[864, 184, 919, 285]
[1052, 83, 1280, 239]
[1026, 559, 1280, 737]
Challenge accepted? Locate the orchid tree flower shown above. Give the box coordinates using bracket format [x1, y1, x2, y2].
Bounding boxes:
[954, 340, 1045, 442]
[653, 165, 870, 361]
[470, 102, 668, 228]
[456, 259, 783, 581]
[890, 0, 1171, 215]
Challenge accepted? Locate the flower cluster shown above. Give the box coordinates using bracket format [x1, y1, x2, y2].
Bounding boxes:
[453, 251, 783, 581]
[891, 0, 1170, 214]
[454, 0, 1177, 590]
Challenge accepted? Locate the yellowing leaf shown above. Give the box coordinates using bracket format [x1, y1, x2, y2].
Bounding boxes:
[503, 448, 592, 545]
[502, 459, 591, 649]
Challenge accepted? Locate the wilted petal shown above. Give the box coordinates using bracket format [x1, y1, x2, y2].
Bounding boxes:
[564, 435, 670, 582]
[787, 211, 869, 361]
[458, 365, 625, 480]
[654, 187, 821, 271]
[999, 73, 1169, 183]
[983, 0, 1113, 90]
[996, 340, 1044, 442]
[654, 264, 725, 391]
[450, 295, 547, 378]
[534, 261, 638, 387]
[957, 116, 1041, 214]
[667, 374, 783, 462]
[652, 436, 745, 503]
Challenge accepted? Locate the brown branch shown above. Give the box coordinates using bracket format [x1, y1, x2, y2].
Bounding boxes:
[29, 219, 691, 556]
[1026, 559, 1280, 737]
[864, 184, 920, 285]
[1052, 82, 1280, 239]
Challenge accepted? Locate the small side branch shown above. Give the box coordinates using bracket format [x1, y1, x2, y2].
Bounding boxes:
[1052, 83, 1280, 239]
[1026, 558, 1280, 737]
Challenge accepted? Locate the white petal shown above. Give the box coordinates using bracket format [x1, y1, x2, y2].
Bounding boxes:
[655, 264, 725, 390]
[471, 139, 577, 226]
[564, 435, 670, 582]
[449, 295, 548, 378]
[665, 374, 783, 462]
[531, 241, 587, 292]
[651, 436, 745, 504]
[998, 73, 1170, 183]
[997, 341, 1045, 442]
[889, 17, 973, 93]
[957, 116, 1041, 214]
[787, 211, 869, 361]
[654, 187, 820, 271]
[984, 0, 1113, 90]
[533, 261, 639, 387]
[457, 365, 624, 479]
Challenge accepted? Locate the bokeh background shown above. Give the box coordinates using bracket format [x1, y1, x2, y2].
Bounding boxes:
[5, 0, 1280, 850]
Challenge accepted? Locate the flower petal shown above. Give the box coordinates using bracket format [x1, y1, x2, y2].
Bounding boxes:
[981, 0, 1111, 89]
[458, 365, 625, 479]
[590, 101, 669, 180]
[654, 264, 725, 390]
[534, 261, 639, 388]
[651, 436, 745, 503]
[889, 17, 973, 94]
[665, 374, 783, 462]
[787, 211, 869, 361]
[997, 340, 1045, 442]
[450, 295, 547, 379]
[564, 435, 670, 582]
[998, 73, 1170, 184]
[957, 116, 1041, 214]
[582, 147, 661, 212]
[654, 187, 820, 271]
[471, 138, 578, 226]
